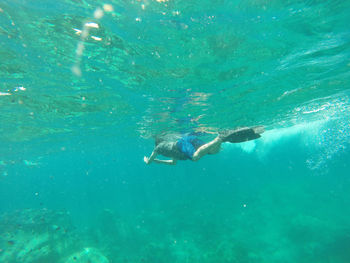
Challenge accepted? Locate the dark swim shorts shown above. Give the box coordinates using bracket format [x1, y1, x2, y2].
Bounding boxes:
[176, 135, 205, 160]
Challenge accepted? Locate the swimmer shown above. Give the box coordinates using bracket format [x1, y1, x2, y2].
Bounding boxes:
[144, 126, 265, 165]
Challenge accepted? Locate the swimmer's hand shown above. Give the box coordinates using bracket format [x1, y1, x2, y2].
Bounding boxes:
[144, 156, 150, 164]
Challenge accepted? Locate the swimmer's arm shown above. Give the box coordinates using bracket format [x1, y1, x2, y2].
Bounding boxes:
[144, 150, 177, 165]
[153, 158, 177, 165]
[144, 150, 157, 164]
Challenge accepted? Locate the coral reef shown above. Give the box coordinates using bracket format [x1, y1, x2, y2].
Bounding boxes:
[0, 209, 106, 263]
[63, 247, 109, 263]
[1, 205, 350, 263]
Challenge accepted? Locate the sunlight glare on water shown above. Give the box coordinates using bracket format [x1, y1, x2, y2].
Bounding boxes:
[0, 0, 349, 141]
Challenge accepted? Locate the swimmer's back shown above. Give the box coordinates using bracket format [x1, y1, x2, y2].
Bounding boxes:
[155, 140, 188, 160]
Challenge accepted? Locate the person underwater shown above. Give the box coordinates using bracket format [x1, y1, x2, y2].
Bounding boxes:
[144, 126, 265, 165]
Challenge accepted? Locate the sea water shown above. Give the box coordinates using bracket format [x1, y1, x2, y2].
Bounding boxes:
[0, 0, 350, 262]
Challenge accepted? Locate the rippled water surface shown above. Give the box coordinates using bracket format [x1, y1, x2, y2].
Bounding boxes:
[0, 0, 350, 262]
[1, 0, 349, 140]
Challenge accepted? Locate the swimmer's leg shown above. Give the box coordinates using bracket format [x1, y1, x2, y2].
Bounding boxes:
[219, 126, 265, 143]
[192, 136, 222, 161]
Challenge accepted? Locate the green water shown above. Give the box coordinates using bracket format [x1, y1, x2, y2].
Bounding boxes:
[0, 0, 350, 262]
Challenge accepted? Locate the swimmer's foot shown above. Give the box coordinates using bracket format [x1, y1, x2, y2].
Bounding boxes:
[219, 126, 265, 143]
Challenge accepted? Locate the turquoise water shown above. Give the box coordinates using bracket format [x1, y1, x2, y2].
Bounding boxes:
[1, 0, 350, 262]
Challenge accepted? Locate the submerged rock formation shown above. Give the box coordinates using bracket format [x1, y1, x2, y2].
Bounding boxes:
[0, 209, 78, 263]
[63, 247, 110, 263]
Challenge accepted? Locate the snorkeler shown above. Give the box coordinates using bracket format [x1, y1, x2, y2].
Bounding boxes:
[144, 126, 265, 165]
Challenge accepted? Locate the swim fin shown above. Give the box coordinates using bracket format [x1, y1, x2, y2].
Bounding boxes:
[219, 126, 265, 143]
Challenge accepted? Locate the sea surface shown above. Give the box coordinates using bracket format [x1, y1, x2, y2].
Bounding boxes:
[0, 0, 350, 262]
